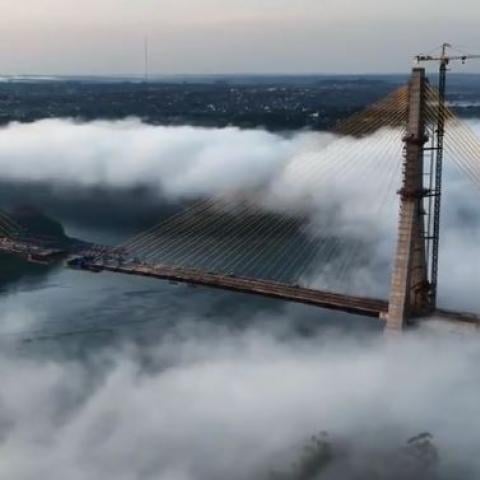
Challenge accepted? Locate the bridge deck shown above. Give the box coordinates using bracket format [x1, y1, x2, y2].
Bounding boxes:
[82, 261, 389, 319]
[3, 237, 479, 326]
[0, 237, 66, 264]
[433, 309, 480, 327]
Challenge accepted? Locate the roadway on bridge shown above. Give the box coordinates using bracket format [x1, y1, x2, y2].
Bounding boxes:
[85, 261, 389, 319]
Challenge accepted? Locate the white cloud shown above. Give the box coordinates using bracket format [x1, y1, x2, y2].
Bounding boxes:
[0, 119, 302, 198]
[0, 118, 401, 220]
[0, 119, 479, 478]
[0, 119, 479, 308]
[0, 325, 479, 479]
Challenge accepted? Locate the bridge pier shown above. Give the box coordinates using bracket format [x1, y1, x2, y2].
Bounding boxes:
[386, 68, 431, 332]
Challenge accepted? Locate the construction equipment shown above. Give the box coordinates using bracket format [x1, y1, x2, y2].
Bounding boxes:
[414, 43, 480, 306]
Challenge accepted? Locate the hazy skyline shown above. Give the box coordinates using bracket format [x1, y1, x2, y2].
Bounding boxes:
[0, 0, 479, 75]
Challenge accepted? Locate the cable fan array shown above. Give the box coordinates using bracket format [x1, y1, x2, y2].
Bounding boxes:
[96, 88, 410, 293]
[0, 210, 23, 239]
[109, 88, 410, 291]
[424, 83, 480, 190]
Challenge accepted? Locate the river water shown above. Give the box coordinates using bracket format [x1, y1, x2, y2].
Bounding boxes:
[0, 223, 381, 360]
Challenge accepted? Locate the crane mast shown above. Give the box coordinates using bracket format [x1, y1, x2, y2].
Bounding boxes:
[415, 43, 480, 307]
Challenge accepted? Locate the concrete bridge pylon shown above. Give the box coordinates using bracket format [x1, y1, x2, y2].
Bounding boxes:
[386, 68, 432, 332]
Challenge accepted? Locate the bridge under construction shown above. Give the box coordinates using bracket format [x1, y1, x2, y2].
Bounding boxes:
[1, 45, 480, 333]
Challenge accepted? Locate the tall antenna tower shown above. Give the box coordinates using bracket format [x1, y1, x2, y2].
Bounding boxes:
[144, 36, 150, 83]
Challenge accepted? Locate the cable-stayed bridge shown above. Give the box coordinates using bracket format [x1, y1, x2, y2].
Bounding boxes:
[1, 65, 480, 333]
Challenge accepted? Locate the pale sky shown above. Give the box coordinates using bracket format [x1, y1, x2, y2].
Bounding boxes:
[0, 0, 479, 75]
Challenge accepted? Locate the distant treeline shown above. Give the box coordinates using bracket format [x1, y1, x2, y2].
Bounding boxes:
[0, 76, 478, 131]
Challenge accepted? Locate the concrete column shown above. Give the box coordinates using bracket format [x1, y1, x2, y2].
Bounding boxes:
[386, 68, 430, 332]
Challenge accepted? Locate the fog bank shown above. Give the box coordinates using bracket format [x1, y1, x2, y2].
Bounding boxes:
[0, 323, 479, 480]
[0, 119, 479, 308]
[0, 119, 479, 478]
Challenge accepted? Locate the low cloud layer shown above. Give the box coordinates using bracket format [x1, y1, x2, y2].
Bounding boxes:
[0, 119, 303, 198]
[0, 118, 401, 233]
[0, 118, 479, 308]
[0, 119, 479, 478]
[0, 323, 480, 480]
